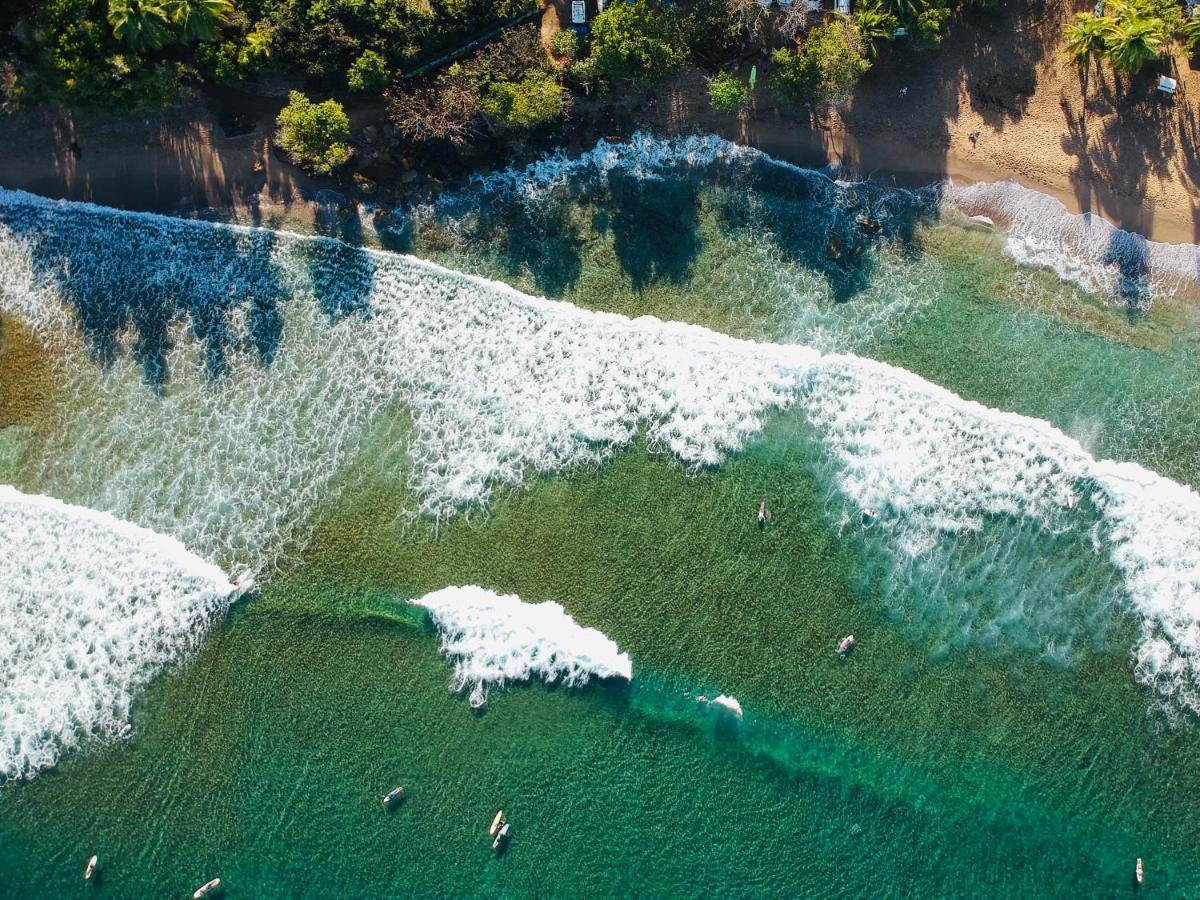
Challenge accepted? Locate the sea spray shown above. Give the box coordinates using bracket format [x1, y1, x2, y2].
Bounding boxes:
[941, 180, 1200, 302]
[4, 189, 1200, 717]
[421, 132, 1196, 305]
[0, 485, 235, 780]
[412, 585, 633, 707]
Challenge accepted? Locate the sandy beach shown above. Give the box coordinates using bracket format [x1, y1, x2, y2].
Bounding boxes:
[0, 0, 1196, 244]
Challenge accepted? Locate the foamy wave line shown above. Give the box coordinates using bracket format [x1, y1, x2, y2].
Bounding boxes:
[0, 485, 235, 780]
[942, 180, 1200, 302]
[3, 188, 1200, 716]
[412, 585, 632, 707]
[430, 132, 1199, 303]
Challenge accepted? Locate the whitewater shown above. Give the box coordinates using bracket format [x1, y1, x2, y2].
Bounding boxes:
[414, 585, 632, 708]
[0, 486, 235, 780]
[2, 162, 1200, 727]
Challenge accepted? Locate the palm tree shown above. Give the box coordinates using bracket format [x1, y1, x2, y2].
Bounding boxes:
[164, 0, 233, 43]
[107, 0, 173, 52]
[855, 5, 899, 57]
[1104, 2, 1167, 73]
[1063, 12, 1111, 67]
[1182, 15, 1200, 57]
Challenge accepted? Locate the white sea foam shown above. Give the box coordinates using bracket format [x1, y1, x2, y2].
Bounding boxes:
[942, 180, 1200, 302]
[433, 131, 1199, 304]
[4, 167, 1200, 717]
[412, 586, 632, 706]
[0, 485, 234, 780]
[710, 695, 744, 718]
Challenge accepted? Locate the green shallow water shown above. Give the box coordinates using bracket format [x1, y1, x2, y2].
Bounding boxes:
[4, 160, 1200, 896]
[5, 431, 1199, 896]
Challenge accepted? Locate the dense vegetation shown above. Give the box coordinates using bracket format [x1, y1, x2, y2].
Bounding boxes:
[0, 0, 537, 109]
[1064, 0, 1198, 74]
[2, 0, 1192, 179]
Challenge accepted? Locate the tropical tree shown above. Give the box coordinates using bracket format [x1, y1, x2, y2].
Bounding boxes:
[855, 5, 899, 56]
[870, 0, 949, 47]
[107, 0, 173, 52]
[772, 20, 869, 105]
[1104, 2, 1167, 73]
[164, 0, 232, 42]
[590, 2, 688, 83]
[276, 91, 352, 173]
[1063, 12, 1112, 67]
[1183, 14, 1200, 56]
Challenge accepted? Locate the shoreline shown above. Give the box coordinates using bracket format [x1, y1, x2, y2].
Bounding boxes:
[0, 83, 1195, 251]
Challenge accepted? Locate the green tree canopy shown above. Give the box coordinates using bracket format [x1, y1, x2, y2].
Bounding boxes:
[772, 20, 869, 106]
[164, 0, 232, 43]
[348, 48, 390, 92]
[868, 0, 949, 47]
[856, 5, 899, 56]
[1103, 0, 1168, 72]
[590, 2, 688, 83]
[107, 0, 173, 52]
[482, 72, 569, 127]
[707, 71, 746, 110]
[276, 91, 352, 173]
[1063, 12, 1111, 66]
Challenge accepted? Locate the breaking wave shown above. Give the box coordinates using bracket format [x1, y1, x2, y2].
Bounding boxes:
[942, 180, 1200, 303]
[0, 486, 235, 780]
[3, 181, 1200, 718]
[412, 585, 632, 707]
[418, 132, 1197, 305]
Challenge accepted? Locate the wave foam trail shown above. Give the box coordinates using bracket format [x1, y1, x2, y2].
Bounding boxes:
[942, 180, 1200, 301]
[412, 586, 632, 706]
[4, 182, 1200, 716]
[0, 486, 234, 780]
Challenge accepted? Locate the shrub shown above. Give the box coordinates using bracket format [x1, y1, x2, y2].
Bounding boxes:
[551, 28, 579, 61]
[347, 48, 390, 93]
[707, 71, 745, 109]
[196, 41, 241, 85]
[387, 73, 482, 145]
[590, 2, 687, 82]
[772, 21, 869, 106]
[276, 91, 352, 173]
[482, 72, 569, 127]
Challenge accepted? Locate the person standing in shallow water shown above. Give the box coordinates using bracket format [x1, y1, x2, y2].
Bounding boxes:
[757, 501, 767, 530]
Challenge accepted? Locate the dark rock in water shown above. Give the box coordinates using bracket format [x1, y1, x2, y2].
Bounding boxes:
[361, 125, 380, 145]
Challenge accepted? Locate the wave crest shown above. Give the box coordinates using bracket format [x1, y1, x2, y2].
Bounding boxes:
[0, 486, 234, 780]
[412, 585, 632, 706]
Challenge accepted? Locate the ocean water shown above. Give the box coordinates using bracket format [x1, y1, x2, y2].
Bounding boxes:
[3, 137, 1200, 896]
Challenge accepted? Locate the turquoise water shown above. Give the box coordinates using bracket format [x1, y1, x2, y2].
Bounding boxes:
[3, 140, 1200, 896]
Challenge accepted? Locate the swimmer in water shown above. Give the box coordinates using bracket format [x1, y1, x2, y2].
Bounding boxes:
[758, 501, 767, 530]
